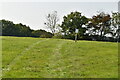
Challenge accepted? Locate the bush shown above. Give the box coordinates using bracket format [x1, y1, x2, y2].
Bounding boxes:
[52, 33, 63, 39]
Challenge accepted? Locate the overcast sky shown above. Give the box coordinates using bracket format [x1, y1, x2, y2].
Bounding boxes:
[0, 0, 119, 31]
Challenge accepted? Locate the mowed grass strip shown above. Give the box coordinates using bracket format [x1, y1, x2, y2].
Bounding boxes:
[2, 36, 118, 78]
[2, 36, 45, 69]
[3, 38, 64, 78]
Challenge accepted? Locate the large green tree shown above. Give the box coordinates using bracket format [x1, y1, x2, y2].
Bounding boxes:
[60, 11, 88, 39]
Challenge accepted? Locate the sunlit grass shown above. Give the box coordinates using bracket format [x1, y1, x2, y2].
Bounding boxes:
[2, 36, 118, 78]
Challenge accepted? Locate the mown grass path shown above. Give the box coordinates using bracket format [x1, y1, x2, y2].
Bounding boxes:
[2, 38, 49, 76]
[2, 36, 118, 78]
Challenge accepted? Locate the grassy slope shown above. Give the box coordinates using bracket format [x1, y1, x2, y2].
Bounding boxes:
[2, 36, 118, 78]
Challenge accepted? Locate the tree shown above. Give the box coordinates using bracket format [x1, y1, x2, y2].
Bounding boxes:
[44, 11, 59, 35]
[111, 12, 120, 42]
[60, 11, 88, 39]
[14, 23, 32, 37]
[86, 12, 111, 40]
[1, 19, 15, 36]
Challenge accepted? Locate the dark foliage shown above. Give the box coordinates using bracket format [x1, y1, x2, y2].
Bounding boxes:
[60, 11, 120, 42]
[0, 19, 53, 38]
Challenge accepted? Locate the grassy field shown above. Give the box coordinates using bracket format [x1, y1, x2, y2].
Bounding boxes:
[2, 36, 118, 78]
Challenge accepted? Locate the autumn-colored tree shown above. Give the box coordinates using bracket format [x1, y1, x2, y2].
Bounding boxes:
[87, 12, 111, 40]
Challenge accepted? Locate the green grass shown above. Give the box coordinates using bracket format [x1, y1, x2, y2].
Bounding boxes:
[2, 36, 118, 78]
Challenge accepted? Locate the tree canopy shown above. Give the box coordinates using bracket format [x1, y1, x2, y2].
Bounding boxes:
[60, 11, 88, 39]
[86, 12, 111, 40]
[1, 19, 53, 38]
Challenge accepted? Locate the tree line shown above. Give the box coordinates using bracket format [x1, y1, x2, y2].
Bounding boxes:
[45, 11, 120, 42]
[0, 11, 120, 42]
[0, 19, 53, 38]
